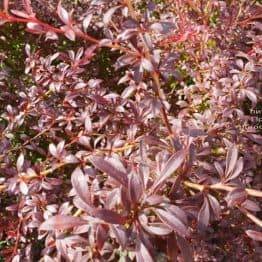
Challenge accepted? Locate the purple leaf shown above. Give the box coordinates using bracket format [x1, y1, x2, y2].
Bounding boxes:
[27, 22, 44, 33]
[225, 188, 247, 207]
[214, 161, 224, 178]
[11, 10, 30, 18]
[142, 222, 172, 236]
[226, 157, 243, 181]
[141, 58, 154, 72]
[225, 145, 238, 177]
[152, 149, 186, 191]
[57, 1, 70, 24]
[112, 225, 128, 248]
[83, 14, 93, 32]
[71, 167, 91, 204]
[207, 194, 221, 220]
[245, 90, 257, 106]
[246, 230, 262, 241]
[89, 155, 128, 187]
[241, 199, 261, 212]
[165, 205, 188, 225]
[96, 224, 109, 250]
[136, 241, 154, 262]
[95, 209, 126, 224]
[39, 215, 86, 231]
[19, 181, 29, 195]
[155, 208, 189, 237]
[49, 143, 57, 157]
[176, 235, 193, 262]
[128, 173, 143, 203]
[63, 27, 76, 41]
[16, 153, 24, 171]
[197, 198, 210, 231]
[103, 6, 121, 25]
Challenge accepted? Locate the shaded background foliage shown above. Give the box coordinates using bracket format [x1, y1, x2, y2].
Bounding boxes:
[0, 0, 261, 261]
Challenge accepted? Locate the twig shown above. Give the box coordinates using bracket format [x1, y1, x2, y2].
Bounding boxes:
[125, 0, 137, 20]
[184, 181, 262, 198]
[238, 207, 262, 228]
[9, 217, 22, 261]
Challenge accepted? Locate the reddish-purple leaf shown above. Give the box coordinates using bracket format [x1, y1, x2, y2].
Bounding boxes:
[225, 145, 238, 177]
[226, 157, 243, 181]
[83, 14, 93, 32]
[128, 173, 143, 203]
[71, 167, 90, 204]
[214, 161, 224, 178]
[73, 197, 94, 215]
[16, 153, 24, 171]
[95, 209, 126, 225]
[207, 194, 221, 220]
[39, 215, 86, 231]
[142, 222, 172, 236]
[103, 6, 120, 25]
[155, 208, 189, 237]
[245, 90, 257, 105]
[89, 155, 128, 187]
[63, 27, 76, 41]
[176, 235, 193, 262]
[136, 242, 154, 262]
[165, 205, 188, 225]
[26, 22, 44, 33]
[141, 58, 154, 72]
[11, 10, 30, 18]
[112, 225, 128, 248]
[241, 199, 261, 212]
[167, 233, 178, 261]
[57, 1, 70, 24]
[96, 224, 109, 250]
[152, 149, 186, 191]
[225, 188, 247, 207]
[197, 198, 210, 231]
[246, 230, 262, 241]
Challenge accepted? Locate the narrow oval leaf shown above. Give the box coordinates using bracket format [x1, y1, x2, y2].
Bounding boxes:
[141, 58, 154, 72]
[57, 1, 70, 24]
[83, 14, 93, 32]
[246, 230, 262, 241]
[142, 223, 172, 236]
[176, 235, 193, 262]
[95, 209, 126, 225]
[156, 209, 189, 237]
[71, 167, 90, 204]
[225, 188, 247, 207]
[152, 149, 186, 191]
[103, 6, 120, 25]
[225, 145, 238, 177]
[89, 155, 128, 187]
[136, 242, 154, 262]
[16, 153, 24, 171]
[197, 198, 210, 231]
[207, 194, 221, 220]
[226, 157, 243, 181]
[39, 215, 86, 231]
[128, 173, 143, 203]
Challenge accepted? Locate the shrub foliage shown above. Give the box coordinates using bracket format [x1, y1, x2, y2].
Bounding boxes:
[0, 0, 261, 261]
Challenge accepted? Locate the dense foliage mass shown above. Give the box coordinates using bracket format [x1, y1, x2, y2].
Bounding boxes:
[0, 0, 261, 261]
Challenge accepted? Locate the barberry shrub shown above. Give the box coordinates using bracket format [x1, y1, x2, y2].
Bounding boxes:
[0, 0, 261, 261]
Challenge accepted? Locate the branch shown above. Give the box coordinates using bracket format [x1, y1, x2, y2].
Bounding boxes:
[239, 207, 262, 228]
[184, 181, 262, 198]
[125, 0, 137, 20]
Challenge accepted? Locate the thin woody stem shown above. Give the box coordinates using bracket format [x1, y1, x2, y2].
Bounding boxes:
[238, 207, 262, 227]
[125, 0, 137, 20]
[184, 181, 262, 198]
